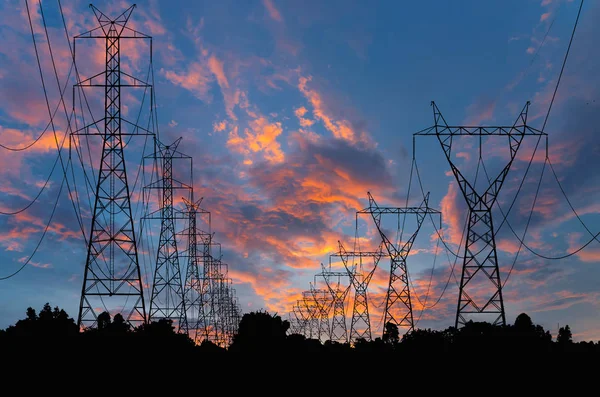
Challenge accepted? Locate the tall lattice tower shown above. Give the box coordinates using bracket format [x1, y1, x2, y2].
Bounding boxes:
[358, 192, 440, 336]
[74, 5, 152, 328]
[180, 196, 211, 342]
[144, 138, 191, 328]
[316, 264, 350, 343]
[414, 101, 546, 327]
[334, 241, 385, 342]
[309, 284, 332, 342]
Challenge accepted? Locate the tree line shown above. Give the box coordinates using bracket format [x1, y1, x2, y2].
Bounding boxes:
[1, 303, 598, 354]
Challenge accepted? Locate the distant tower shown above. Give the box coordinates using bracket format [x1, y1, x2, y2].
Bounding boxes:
[180, 196, 211, 342]
[74, 5, 152, 328]
[358, 192, 440, 336]
[309, 283, 332, 342]
[334, 241, 385, 342]
[144, 138, 191, 328]
[316, 264, 351, 343]
[414, 101, 546, 327]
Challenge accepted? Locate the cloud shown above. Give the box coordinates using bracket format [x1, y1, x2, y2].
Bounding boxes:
[464, 98, 496, 125]
[226, 117, 285, 164]
[298, 76, 371, 145]
[540, 12, 551, 22]
[438, 182, 465, 246]
[163, 62, 213, 102]
[262, 0, 284, 23]
[208, 55, 229, 89]
[213, 120, 227, 132]
[294, 106, 315, 127]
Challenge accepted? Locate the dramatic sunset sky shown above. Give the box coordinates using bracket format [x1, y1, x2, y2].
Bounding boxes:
[1, 0, 599, 340]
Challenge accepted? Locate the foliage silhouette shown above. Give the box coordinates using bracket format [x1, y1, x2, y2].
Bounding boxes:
[2, 304, 599, 355]
[383, 321, 400, 345]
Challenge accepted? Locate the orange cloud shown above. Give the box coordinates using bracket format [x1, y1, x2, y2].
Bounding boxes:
[294, 106, 315, 127]
[540, 12, 551, 22]
[262, 0, 283, 23]
[438, 182, 464, 246]
[226, 117, 284, 164]
[0, 126, 62, 153]
[213, 120, 227, 132]
[298, 76, 370, 145]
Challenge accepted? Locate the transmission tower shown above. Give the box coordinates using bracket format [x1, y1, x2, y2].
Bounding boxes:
[179, 196, 211, 342]
[316, 263, 350, 343]
[357, 192, 441, 336]
[301, 291, 320, 339]
[293, 301, 310, 336]
[309, 284, 332, 342]
[73, 5, 153, 328]
[333, 240, 385, 342]
[143, 137, 191, 328]
[414, 101, 546, 327]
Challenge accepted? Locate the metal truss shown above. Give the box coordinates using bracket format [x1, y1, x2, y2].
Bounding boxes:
[332, 241, 385, 342]
[179, 197, 211, 342]
[415, 101, 546, 327]
[316, 264, 351, 343]
[143, 138, 191, 329]
[74, 5, 151, 328]
[357, 192, 441, 336]
[309, 284, 332, 343]
[301, 291, 320, 340]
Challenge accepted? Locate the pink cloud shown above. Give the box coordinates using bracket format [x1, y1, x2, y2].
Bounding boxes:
[540, 12, 551, 22]
[438, 182, 464, 246]
[464, 99, 496, 125]
[208, 55, 229, 89]
[262, 0, 283, 23]
[163, 62, 213, 101]
[298, 76, 371, 146]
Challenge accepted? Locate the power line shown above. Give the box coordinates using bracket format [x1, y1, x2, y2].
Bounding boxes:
[0, 62, 74, 152]
[0, 166, 67, 280]
[413, 157, 461, 258]
[542, 0, 584, 132]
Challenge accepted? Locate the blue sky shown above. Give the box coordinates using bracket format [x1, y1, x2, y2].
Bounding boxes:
[1, 0, 599, 341]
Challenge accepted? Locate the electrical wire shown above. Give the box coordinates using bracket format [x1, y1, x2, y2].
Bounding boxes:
[413, 157, 461, 258]
[542, 0, 584, 132]
[0, 62, 73, 152]
[0, 166, 67, 280]
[413, 237, 440, 327]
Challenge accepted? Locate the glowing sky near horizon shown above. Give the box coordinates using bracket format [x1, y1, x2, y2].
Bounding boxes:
[1, 0, 600, 341]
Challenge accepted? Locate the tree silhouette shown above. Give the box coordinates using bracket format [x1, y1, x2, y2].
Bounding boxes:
[229, 310, 290, 352]
[383, 322, 399, 345]
[557, 325, 572, 344]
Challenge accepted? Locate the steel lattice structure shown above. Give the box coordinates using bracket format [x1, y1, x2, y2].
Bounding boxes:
[73, 5, 152, 328]
[415, 101, 546, 327]
[333, 241, 385, 342]
[357, 192, 440, 336]
[179, 201, 241, 347]
[316, 264, 350, 343]
[144, 138, 190, 328]
[309, 285, 332, 343]
[179, 197, 211, 342]
[301, 291, 320, 339]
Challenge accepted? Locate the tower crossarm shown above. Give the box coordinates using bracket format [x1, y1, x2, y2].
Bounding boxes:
[414, 101, 545, 210]
[332, 240, 385, 286]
